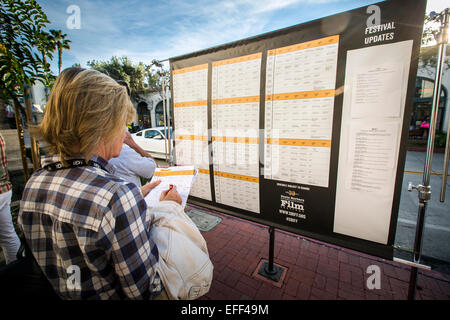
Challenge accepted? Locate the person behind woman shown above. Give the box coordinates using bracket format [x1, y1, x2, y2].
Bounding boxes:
[0, 133, 20, 264]
[18, 68, 182, 299]
[109, 131, 158, 192]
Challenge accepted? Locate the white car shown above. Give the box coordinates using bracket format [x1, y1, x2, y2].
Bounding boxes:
[131, 127, 173, 159]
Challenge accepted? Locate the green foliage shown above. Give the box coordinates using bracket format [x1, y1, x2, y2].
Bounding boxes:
[0, 0, 56, 103]
[87, 56, 162, 102]
[420, 13, 450, 70]
[50, 29, 70, 74]
[145, 66, 163, 91]
[421, 14, 440, 47]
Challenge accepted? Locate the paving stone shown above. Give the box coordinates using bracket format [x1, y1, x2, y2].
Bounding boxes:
[297, 283, 312, 299]
[313, 274, 327, 290]
[311, 287, 338, 300]
[284, 278, 300, 297]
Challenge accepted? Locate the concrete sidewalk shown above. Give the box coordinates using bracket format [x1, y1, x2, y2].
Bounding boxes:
[190, 203, 450, 300]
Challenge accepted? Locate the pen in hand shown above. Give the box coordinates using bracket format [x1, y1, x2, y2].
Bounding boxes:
[160, 184, 182, 205]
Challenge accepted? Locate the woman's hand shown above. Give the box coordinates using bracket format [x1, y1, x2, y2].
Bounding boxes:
[140, 180, 161, 197]
[160, 185, 182, 205]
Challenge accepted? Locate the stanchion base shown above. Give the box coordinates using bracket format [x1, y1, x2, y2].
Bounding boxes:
[257, 261, 285, 282]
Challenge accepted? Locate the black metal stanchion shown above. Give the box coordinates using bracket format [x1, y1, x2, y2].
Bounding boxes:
[258, 226, 284, 282]
[406, 199, 429, 299]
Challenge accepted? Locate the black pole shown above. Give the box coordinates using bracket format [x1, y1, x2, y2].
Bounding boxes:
[413, 202, 427, 263]
[265, 226, 276, 275]
[407, 201, 427, 300]
[257, 225, 284, 282]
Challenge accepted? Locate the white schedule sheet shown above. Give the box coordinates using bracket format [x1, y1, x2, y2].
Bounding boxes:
[211, 53, 262, 213]
[172, 64, 212, 201]
[145, 166, 198, 209]
[334, 40, 413, 244]
[264, 35, 339, 188]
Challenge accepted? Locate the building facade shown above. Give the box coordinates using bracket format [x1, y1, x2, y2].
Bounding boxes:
[407, 46, 449, 146]
[132, 91, 172, 129]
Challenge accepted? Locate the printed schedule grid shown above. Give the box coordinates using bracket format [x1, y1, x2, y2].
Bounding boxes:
[264, 35, 339, 188]
[211, 53, 262, 214]
[172, 64, 212, 201]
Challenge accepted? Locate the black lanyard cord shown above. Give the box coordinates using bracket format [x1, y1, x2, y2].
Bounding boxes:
[43, 159, 106, 172]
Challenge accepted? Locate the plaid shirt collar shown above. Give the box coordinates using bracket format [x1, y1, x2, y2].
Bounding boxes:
[41, 154, 116, 175]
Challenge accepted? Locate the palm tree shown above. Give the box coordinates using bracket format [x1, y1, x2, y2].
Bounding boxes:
[36, 32, 56, 100]
[43, 33, 56, 69]
[36, 32, 55, 69]
[50, 29, 71, 74]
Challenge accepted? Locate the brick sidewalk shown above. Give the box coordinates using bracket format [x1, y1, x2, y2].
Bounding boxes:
[188, 203, 450, 300]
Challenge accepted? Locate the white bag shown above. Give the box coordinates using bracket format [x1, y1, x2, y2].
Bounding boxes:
[149, 201, 213, 300]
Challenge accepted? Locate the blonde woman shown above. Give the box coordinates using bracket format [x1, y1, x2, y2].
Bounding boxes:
[18, 68, 182, 299]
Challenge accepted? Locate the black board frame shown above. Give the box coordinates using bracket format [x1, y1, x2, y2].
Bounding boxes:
[169, 0, 427, 260]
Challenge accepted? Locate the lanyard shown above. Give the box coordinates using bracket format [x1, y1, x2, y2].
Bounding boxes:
[43, 158, 106, 172]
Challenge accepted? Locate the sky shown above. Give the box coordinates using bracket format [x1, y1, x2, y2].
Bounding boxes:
[37, 0, 449, 74]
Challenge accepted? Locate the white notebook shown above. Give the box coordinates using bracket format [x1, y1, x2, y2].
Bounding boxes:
[145, 166, 198, 209]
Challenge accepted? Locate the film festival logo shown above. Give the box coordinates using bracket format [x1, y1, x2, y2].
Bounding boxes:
[66, 4, 81, 30]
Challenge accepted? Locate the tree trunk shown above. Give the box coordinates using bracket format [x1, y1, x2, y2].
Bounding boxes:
[12, 97, 29, 181]
[58, 46, 62, 74]
[23, 86, 40, 171]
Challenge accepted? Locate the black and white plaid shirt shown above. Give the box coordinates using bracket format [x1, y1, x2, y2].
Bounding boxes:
[18, 154, 162, 299]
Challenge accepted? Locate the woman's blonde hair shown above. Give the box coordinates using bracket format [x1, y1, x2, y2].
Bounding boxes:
[35, 68, 135, 164]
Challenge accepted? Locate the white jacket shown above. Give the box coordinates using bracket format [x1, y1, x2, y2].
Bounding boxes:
[149, 201, 213, 300]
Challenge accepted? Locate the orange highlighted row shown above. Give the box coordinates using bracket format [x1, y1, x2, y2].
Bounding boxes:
[212, 52, 262, 67]
[268, 35, 339, 56]
[172, 63, 208, 75]
[174, 100, 207, 108]
[212, 136, 259, 144]
[154, 170, 196, 177]
[175, 165, 210, 175]
[175, 135, 208, 141]
[212, 96, 260, 105]
[266, 138, 331, 147]
[175, 89, 334, 108]
[214, 171, 259, 183]
[266, 89, 335, 101]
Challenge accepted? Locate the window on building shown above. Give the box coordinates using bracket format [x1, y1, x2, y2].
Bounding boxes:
[137, 101, 150, 128]
[409, 77, 447, 140]
[155, 101, 172, 127]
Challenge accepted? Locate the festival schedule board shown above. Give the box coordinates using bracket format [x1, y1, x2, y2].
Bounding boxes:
[211, 53, 262, 213]
[169, 0, 426, 259]
[172, 64, 212, 201]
